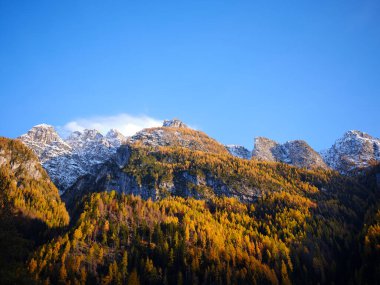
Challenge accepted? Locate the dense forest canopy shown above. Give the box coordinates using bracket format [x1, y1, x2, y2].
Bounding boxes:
[0, 137, 379, 284]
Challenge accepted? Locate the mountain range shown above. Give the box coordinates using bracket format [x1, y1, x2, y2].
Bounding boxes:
[0, 118, 379, 284]
[19, 119, 380, 194]
[19, 124, 127, 193]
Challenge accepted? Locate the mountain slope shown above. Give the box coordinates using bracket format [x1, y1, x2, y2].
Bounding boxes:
[321, 130, 380, 174]
[62, 142, 360, 212]
[128, 119, 230, 155]
[19, 120, 231, 193]
[30, 165, 371, 285]
[0, 137, 69, 284]
[0, 137, 69, 227]
[1, 133, 378, 284]
[253, 137, 328, 169]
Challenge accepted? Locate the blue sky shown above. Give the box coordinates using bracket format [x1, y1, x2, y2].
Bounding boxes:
[0, 0, 379, 150]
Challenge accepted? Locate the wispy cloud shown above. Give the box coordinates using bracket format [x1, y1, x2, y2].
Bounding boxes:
[58, 114, 163, 137]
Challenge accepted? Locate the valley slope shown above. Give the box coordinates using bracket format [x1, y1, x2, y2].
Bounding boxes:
[0, 137, 69, 284]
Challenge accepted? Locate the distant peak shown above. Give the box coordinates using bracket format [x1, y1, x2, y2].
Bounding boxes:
[284, 140, 310, 147]
[18, 123, 64, 146]
[81, 129, 103, 140]
[82, 129, 101, 135]
[67, 129, 103, 141]
[225, 144, 239, 148]
[106, 128, 123, 136]
[162, 119, 188, 128]
[22, 124, 59, 137]
[346, 130, 364, 136]
[343, 130, 373, 140]
[33, 123, 55, 129]
[254, 137, 278, 145]
[106, 129, 126, 141]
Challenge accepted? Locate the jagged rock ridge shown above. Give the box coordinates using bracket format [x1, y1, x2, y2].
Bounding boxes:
[61, 144, 260, 208]
[19, 119, 229, 193]
[19, 125, 127, 193]
[225, 145, 251, 159]
[162, 119, 188, 128]
[19, 119, 380, 195]
[321, 130, 380, 174]
[18, 124, 72, 162]
[252, 137, 328, 169]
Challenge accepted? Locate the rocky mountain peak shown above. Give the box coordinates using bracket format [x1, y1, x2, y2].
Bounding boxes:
[19, 124, 63, 146]
[252, 137, 328, 169]
[81, 129, 103, 141]
[106, 129, 125, 139]
[252, 137, 280, 161]
[106, 129, 127, 148]
[129, 122, 229, 155]
[18, 124, 72, 161]
[19, 125, 128, 193]
[321, 130, 380, 174]
[282, 140, 328, 169]
[344, 130, 374, 140]
[162, 119, 188, 128]
[66, 129, 105, 149]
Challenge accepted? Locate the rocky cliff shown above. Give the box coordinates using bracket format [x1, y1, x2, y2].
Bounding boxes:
[252, 137, 328, 169]
[321, 130, 380, 174]
[19, 125, 127, 193]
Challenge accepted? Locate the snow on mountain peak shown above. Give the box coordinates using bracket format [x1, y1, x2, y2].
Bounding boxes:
[19, 120, 380, 194]
[343, 130, 374, 140]
[162, 119, 188, 128]
[18, 124, 72, 161]
[225, 145, 251, 159]
[19, 125, 128, 193]
[20, 124, 63, 145]
[82, 129, 103, 140]
[106, 129, 125, 140]
[321, 130, 380, 174]
[106, 129, 127, 147]
[34, 123, 54, 128]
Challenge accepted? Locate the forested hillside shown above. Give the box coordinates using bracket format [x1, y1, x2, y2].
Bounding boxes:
[33, 145, 379, 284]
[1, 138, 379, 284]
[63, 144, 366, 209]
[0, 138, 69, 284]
[30, 184, 374, 285]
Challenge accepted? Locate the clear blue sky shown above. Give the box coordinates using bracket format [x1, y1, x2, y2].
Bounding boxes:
[0, 0, 379, 150]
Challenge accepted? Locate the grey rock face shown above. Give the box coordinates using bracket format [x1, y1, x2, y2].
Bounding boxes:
[282, 140, 328, 169]
[162, 119, 188, 128]
[0, 145, 43, 181]
[225, 145, 251, 159]
[19, 124, 127, 193]
[106, 129, 127, 148]
[252, 137, 328, 169]
[62, 145, 258, 208]
[321, 130, 380, 174]
[252, 137, 283, 162]
[18, 124, 72, 162]
[19, 119, 231, 194]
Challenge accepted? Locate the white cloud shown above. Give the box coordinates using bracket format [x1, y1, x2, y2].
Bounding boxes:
[58, 114, 163, 137]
